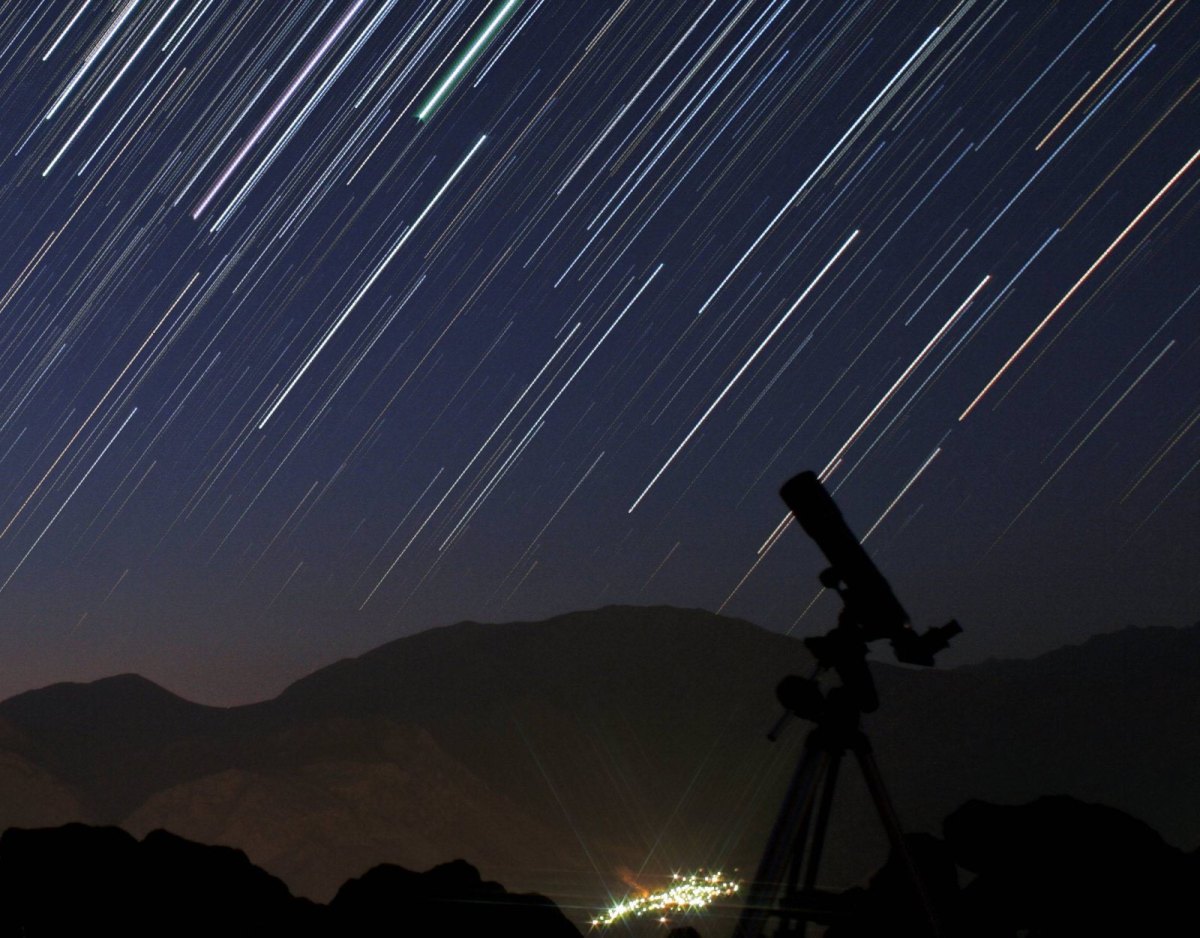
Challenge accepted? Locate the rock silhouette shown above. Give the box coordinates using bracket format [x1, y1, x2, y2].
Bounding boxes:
[815, 796, 1200, 937]
[944, 795, 1199, 936]
[0, 823, 579, 936]
[0, 823, 319, 935]
[330, 858, 580, 937]
[822, 796, 1199, 937]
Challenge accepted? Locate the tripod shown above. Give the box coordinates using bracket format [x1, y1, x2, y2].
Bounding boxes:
[732, 678, 937, 938]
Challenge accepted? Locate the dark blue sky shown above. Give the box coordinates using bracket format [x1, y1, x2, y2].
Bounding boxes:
[0, 0, 1196, 703]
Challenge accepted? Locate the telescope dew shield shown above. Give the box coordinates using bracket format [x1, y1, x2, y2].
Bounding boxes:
[779, 471, 910, 642]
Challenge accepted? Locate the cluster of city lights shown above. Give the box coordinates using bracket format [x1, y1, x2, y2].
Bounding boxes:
[592, 871, 741, 927]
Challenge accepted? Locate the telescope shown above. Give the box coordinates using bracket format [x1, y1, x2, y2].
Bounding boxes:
[734, 471, 962, 938]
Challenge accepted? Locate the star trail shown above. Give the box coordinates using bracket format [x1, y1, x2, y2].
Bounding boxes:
[0, 0, 1196, 702]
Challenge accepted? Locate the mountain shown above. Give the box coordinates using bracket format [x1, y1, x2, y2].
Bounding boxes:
[1, 606, 1197, 927]
[0, 673, 235, 819]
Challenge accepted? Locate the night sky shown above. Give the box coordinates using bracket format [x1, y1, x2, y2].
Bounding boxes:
[0, 0, 1196, 704]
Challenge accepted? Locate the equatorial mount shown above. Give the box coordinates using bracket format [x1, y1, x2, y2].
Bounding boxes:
[780, 471, 960, 668]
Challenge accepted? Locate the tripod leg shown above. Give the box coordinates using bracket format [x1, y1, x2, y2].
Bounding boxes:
[800, 747, 841, 894]
[775, 748, 841, 938]
[733, 743, 830, 938]
[852, 739, 942, 937]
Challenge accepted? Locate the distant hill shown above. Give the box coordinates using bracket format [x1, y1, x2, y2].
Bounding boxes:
[868, 622, 1200, 849]
[1, 606, 1197, 927]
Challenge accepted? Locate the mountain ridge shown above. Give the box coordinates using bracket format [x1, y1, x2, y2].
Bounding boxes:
[6, 608, 1193, 713]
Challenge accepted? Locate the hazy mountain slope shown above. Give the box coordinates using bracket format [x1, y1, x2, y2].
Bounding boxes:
[242, 606, 814, 899]
[121, 721, 576, 902]
[869, 624, 1200, 848]
[260, 608, 810, 838]
[0, 674, 238, 819]
[0, 747, 83, 828]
